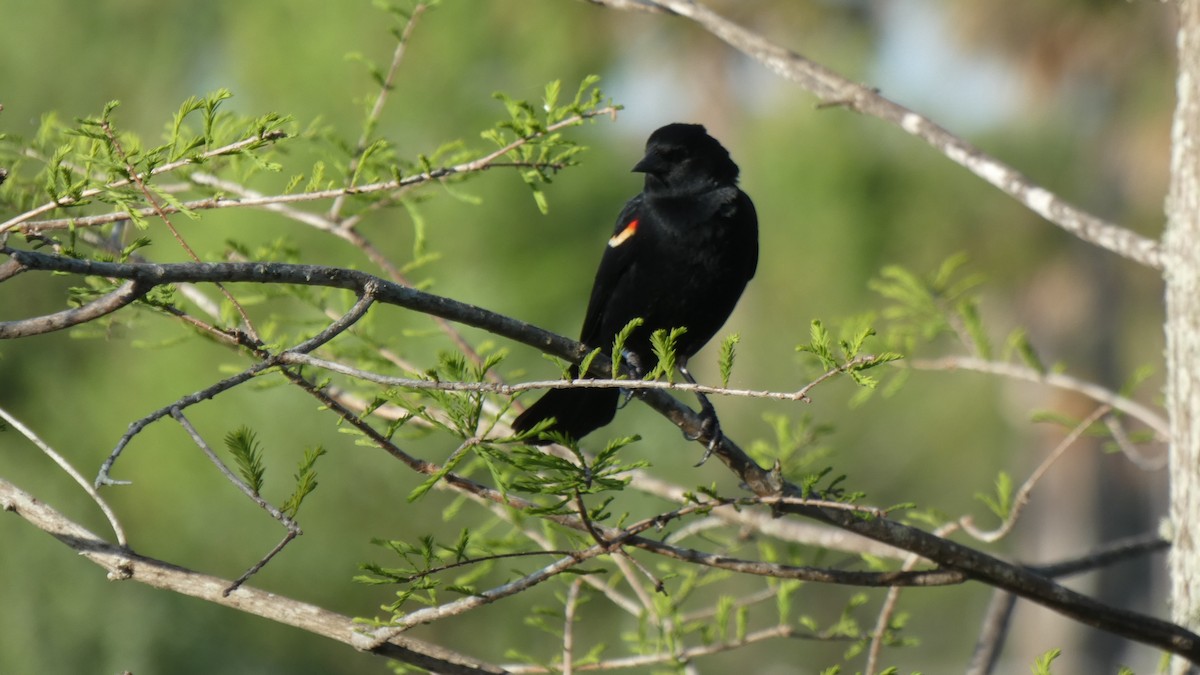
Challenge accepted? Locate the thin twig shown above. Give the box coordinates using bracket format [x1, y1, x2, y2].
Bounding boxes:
[100, 120, 262, 343]
[0, 130, 288, 233]
[97, 286, 377, 486]
[277, 351, 877, 403]
[174, 414, 295, 529]
[329, 2, 429, 221]
[1103, 413, 1168, 470]
[563, 578, 583, 675]
[14, 109, 616, 233]
[910, 356, 1168, 441]
[960, 405, 1112, 542]
[503, 624, 846, 673]
[966, 590, 1018, 675]
[0, 405, 127, 546]
[864, 522, 960, 675]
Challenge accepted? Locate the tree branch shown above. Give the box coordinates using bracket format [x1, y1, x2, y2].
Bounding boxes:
[0, 280, 148, 339]
[11, 108, 617, 234]
[0, 476, 507, 675]
[3, 248, 1195, 660]
[910, 355, 1168, 441]
[0, 130, 288, 234]
[581, 0, 1164, 269]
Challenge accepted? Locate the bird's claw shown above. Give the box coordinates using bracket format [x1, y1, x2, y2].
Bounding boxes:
[686, 413, 722, 466]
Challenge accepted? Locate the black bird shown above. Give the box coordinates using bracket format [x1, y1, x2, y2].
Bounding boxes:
[512, 123, 758, 447]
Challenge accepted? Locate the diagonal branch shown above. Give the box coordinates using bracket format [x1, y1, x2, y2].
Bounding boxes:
[582, 0, 1164, 269]
[0, 130, 288, 234]
[0, 280, 148, 338]
[0, 476, 506, 675]
[911, 355, 1168, 440]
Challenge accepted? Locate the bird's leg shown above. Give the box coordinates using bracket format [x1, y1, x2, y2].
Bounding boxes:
[616, 350, 646, 410]
[679, 359, 722, 465]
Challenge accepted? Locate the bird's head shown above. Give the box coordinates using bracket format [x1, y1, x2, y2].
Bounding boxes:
[632, 123, 740, 195]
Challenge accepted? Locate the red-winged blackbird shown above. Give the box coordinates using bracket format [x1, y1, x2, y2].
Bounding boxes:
[513, 123, 758, 444]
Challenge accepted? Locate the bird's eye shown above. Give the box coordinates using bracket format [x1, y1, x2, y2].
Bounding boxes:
[660, 147, 686, 163]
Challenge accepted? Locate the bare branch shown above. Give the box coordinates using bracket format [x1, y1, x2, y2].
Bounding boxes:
[0, 476, 507, 674]
[95, 284, 378, 486]
[960, 405, 1112, 542]
[910, 355, 1169, 441]
[0, 406, 127, 546]
[1030, 531, 1169, 579]
[583, 0, 1163, 269]
[966, 590, 1017, 675]
[563, 579, 583, 675]
[0, 280, 147, 338]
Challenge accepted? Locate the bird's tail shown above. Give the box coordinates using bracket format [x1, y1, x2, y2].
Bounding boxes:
[511, 387, 621, 444]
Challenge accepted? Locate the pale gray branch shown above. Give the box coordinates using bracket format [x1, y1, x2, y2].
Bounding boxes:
[910, 356, 1169, 441]
[0, 406, 127, 546]
[583, 0, 1163, 269]
[0, 476, 506, 674]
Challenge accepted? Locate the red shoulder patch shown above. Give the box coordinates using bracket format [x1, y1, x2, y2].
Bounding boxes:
[608, 219, 638, 248]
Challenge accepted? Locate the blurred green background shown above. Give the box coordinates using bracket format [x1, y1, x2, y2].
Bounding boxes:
[0, 0, 1174, 672]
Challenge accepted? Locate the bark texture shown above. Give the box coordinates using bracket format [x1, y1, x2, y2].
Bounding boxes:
[1168, 2, 1200, 672]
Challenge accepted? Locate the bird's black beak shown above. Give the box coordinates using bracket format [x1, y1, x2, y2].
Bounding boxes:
[632, 152, 664, 175]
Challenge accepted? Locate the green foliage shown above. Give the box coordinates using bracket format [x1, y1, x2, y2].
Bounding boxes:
[397, 350, 506, 442]
[1, 88, 292, 241]
[1031, 648, 1061, 675]
[717, 333, 739, 388]
[975, 471, 1014, 520]
[1005, 327, 1047, 374]
[577, 347, 603, 381]
[747, 412, 834, 477]
[504, 434, 645, 515]
[797, 319, 903, 404]
[869, 252, 987, 355]
[610, 317, 644, 378]
[481, 75, 619, 213]
[282, 445, 327, 518]
[646, 326, 687, 382]
[224, 426, 267, 494]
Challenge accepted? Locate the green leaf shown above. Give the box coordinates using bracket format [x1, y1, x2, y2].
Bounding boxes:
[797, 319, 837, 370]
[282, 445, 327, 518]
[223, 426, 266, 494]
[577, 348, 602, 381]
[975, 471, 1013, 520]
[543, 79, 561, 115]
[958, 298, 990, 359]
[646, 326, 687, 382]
[718, 333, 739, 388]
[1006, 327, 1045, 374]
[610, 318, 643, 378]
[1031, 648, 1061, 675]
